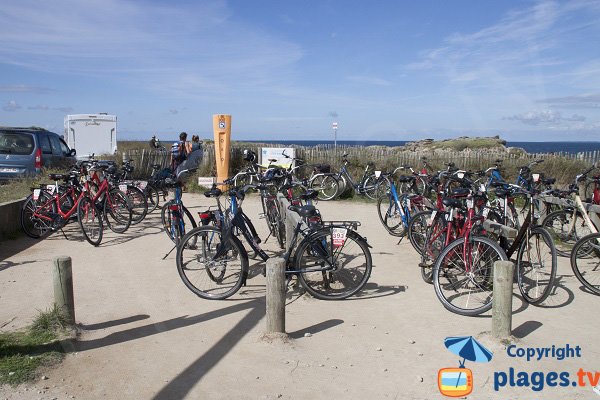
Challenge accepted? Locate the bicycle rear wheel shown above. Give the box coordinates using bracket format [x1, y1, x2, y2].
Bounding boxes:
[516, 227, 557, 304]
[176, 226, 248, 300]
[433, 236, 507, 316]
[20, 192, 55, 239]
[570, 232, 600, 295]
[542, 209, 593, 257]
[77, 196, 103, 246]
[104, 189, 132, 233]
[161, 201, 197, 244]
[126, 185, 148, 224]
[294, 228, 372, 299]
[145, 184, 161, 213]
[376, 193, 404, 236]
[309, 175, 339, 201]
[408, 210, 433, 255]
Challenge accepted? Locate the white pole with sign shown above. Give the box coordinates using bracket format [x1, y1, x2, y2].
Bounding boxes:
[332, 122, 338, 152]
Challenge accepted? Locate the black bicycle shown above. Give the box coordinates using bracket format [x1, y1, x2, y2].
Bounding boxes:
[175, 181, 373, 300]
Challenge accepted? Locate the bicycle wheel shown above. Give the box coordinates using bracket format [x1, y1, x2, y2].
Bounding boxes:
[433, 236, 507, 316]
[265, 197, 285, 249]
[20, 192, 55, 239]
[309, 175, 339, 201]
[570, 232, 600, 295]
[77, 196, 103, 246]
[176, 226, 248, 299]
[420, 213, 448, 284]
[516, 227, 557, 304]
[161, 201, 197, 244]
[542, 209, 593, 257]
[126, 185, 148, 224]
[294, 228, 372, 299]
[104, 189, 132, 234]
[145, 184, 161, 213]
[376, 193, 405, 236]
[408, 210, 433, 255]
[363, 174, 381, 200]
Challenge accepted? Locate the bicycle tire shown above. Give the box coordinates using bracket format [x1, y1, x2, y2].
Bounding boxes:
[420, 212, 448, 284]
[20, 192, 55, 239]
[408, 210, 433, 255]
[376, 193, 406, 236]
[176, 226, 248, 300]
[145, 184, 161, 213]
[309, 175, 339, 201]
[161, 201, 197, 244]
[126, 185, 148, 224]
[363, 174, 382, 200]
[570, 232, 600, 295]
[433, 236, 507, 316]
[516, 227, 557, 304]
[77, 196, 103, 246]
[104, 189, 132, 234]
[542, 209, 594, 257]
[294, 228, 372, 300]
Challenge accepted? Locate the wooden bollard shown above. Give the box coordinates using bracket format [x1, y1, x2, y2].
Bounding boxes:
[266, 257, 285, 333]
[492, 260, 514, 339]
[53, 256, 75, 325]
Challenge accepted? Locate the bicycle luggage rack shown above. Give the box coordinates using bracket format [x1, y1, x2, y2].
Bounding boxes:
[321, 221, 360, 230]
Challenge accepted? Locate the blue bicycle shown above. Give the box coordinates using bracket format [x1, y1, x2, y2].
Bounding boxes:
[160, 168, 198, 247]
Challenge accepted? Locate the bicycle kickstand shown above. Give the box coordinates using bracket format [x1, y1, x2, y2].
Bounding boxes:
[396, 235, 405, 245]
[59, 228, 69, 241]
[162, 245, 177, 260]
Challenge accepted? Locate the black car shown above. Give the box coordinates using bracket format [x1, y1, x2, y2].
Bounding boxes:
[0, 127, 76, 180]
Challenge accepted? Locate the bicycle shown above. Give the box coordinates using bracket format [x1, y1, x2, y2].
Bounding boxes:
[160, 168, 198, 248]
[570, 232, 600, 295]
[541, 164, 599, 257]
[328, 153, 386, 200]
[176, 181, 372, 300]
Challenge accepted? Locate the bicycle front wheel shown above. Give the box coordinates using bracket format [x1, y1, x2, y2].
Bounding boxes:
[570, 232, 600, 295]
[177, 226, 248, 300]
[433, 236, 507, 316]
[20, 192, 55, 239]
[161, 201, 197, 244]
[294, 228, 372, 300]
[516, 227, 557, 304]
[376, 193, 404, 236]
[145, 184, 161, 213]
[542, 209, 593, 257]
[104, 189, 132, 234]
[77, 196, 103, 246]
[310, 175, 339, 201]
[408, 210, 433, 255]
[126, 185, 148, 225]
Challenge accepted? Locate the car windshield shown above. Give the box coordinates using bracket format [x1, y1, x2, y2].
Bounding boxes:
[0, 131, 35, 155]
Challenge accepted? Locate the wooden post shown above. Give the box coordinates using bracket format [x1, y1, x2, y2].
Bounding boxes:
[266, 257, 286, 333]
[53, 256, 75, 325]
[492, 260, 514, 339]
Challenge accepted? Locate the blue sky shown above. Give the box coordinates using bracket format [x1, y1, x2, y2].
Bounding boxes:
[1, 0, 600, 142]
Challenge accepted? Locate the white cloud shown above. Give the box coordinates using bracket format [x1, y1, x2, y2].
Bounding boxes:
[538, 93, 600, 108]
[505, 109, 586, 126]
[0, 85, 53, 94]
[0, 0, 304, 98]
[28, 105, 50, 110]
[3, 100, 21, 111]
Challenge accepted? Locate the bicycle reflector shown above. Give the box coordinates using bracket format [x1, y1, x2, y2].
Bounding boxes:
[169, 204, 179, 211]
[198, 211, 212, 225]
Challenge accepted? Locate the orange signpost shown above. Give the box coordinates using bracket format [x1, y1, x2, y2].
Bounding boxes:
[213, 114, 231, 188]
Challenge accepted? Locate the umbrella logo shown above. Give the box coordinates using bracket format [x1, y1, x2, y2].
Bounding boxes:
[438, 336, 493, 397]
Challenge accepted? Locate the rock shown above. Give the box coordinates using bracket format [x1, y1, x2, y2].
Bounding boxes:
[41, 375, 48, 380]
[8, 372, 14, 376]
[376, 347, 382, 351]
[417, 376, 424, 382]
[383, 368, 388, 372]
[304, 333, 312, 337]
[418, 352, 424, 356]
[318, 364, 324, 367]
[409, 340, 416, 344]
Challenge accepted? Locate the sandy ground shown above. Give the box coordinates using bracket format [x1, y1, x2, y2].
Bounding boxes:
[0, 194, 598, 400]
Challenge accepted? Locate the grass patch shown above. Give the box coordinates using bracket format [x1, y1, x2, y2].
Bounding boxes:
[0, 168, 66, 203]
[0, 305, 71, 385]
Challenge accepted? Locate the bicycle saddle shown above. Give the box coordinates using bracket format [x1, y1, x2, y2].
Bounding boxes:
[49, 173, 67, 181]
[442, 197, 463, 208]
[397, 175, 416, 183]
[451, 187, 470, 197]
[288, 204, 318, 218]
[300, 190, 319, 201]
[204, 185, 222, 198]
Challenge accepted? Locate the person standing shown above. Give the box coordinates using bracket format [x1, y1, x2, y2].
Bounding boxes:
[171, 132, 188, 172]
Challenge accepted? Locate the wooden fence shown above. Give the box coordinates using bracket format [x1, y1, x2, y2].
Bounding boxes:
[122, 143, 600, 184]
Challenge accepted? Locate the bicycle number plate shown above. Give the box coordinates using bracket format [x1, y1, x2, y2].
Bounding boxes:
[532, 173, 540, 182]
[137, 181, 147, 189]
[457, 172, 465, 179]
[46, 185, 56, 195]
[428, 210, 437, 225]
[33, 189, 41, 201]
[332, 227, 347, 248]
[480, 183, 486, 192]
[119, 184, 128, 192]
[466, 198, 474, 209]
[375, 170, 381, 178]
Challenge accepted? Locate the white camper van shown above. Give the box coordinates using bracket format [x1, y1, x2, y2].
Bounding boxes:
[64, 114, 117, 159]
